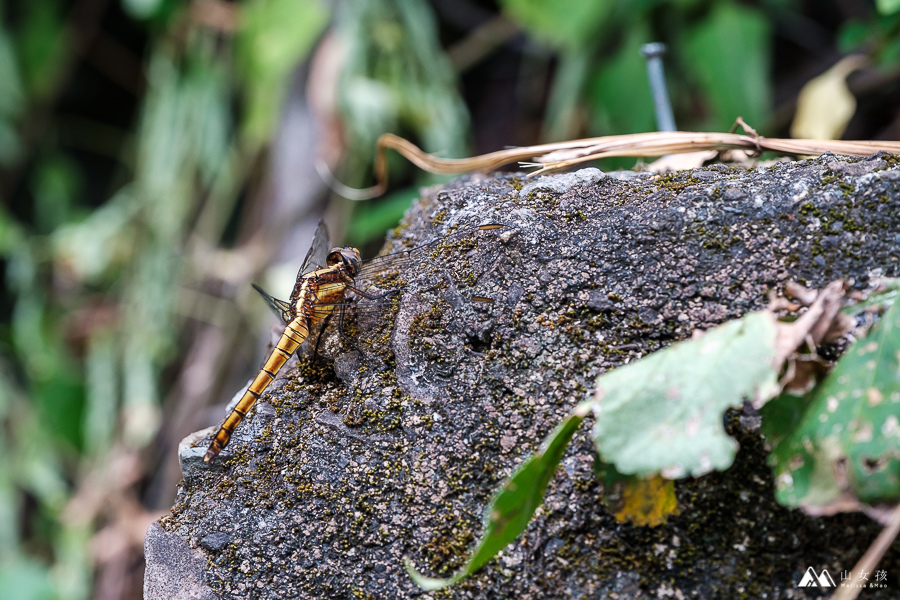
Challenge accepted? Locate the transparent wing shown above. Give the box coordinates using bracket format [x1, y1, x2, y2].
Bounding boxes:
[252, 283, 293, 325]
[315, 293, 494, 319]
[299, 219, 332, 276]
[354, 223, 504, 289]
[280, 222, 504, 358]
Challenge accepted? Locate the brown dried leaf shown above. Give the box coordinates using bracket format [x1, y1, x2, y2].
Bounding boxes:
[780, 355, 831, 395]
[791, 55, 868, 141]
[784, 280, 818, 306]
[772, 280, 847, 366]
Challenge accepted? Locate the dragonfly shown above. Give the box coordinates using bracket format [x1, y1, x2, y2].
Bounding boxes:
[204, 219, 503, 463]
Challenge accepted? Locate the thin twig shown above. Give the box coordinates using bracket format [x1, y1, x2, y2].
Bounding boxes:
[831, 503, 900, 600]
[447, 15, 520, 73]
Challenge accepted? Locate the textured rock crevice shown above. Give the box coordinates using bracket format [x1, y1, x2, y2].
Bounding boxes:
[147, 154, 900, 599]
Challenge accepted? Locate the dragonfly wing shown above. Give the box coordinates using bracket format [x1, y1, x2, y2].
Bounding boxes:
[252, 283, 293, 324]
[354, 223, 504, 290]
[299, 219, 332, 276]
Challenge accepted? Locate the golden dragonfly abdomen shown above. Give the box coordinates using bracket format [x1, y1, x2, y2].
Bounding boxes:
[203, 316, 307, 463]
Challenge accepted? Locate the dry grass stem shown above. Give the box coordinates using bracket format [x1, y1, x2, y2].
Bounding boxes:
[339, 130, 900, 199]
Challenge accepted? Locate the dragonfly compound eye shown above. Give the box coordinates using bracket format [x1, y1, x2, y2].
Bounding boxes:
[340, 248, 362, 275]
[325, 249, 344, 267]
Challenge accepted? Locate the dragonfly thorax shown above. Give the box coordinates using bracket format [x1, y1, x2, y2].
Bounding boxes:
[326, 247, 362, 277]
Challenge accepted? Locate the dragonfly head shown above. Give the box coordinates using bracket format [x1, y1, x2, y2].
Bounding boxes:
[327, 247, 362, 276]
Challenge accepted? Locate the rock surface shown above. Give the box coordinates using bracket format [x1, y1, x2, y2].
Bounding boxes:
[144, 522, 217, 600]
[146, 155, 900, 599]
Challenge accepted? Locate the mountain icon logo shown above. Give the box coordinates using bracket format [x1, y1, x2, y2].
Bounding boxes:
[798, 567, 836, 587]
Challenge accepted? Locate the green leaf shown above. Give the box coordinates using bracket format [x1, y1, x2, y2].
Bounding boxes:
[840, 278, 900, 316]
[837, 20, 873, 53]
[84, 332, 118, 456]
[348, 187, 418, 245]
[544, 48, 592, 141]
[51, 188, 140, 283]
[588, 23, 656, 135]
[680, 1, 771, 131]
[407, 408, 588, 590]
[0, 26, 24, 118]
[0, 206, 23, 256]
[498, 0, 613, 49]
[35, 369, 86, 452]
[336, 0, 470, 175]
[592, 311, 779, 478]
[762, 300, 900, 510]
[30, 153, 82, 232]
[0, 120, 20, 165]
[122, 0, 165, 20]
[16, 2, 69, 99]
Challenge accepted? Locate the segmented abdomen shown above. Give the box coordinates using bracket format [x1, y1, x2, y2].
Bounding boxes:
[204, 317, 309, 463]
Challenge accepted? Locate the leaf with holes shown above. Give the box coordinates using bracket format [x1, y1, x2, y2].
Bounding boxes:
[762, 300, 900, 513]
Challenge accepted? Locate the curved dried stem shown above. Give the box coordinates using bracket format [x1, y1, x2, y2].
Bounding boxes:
[338, 130, 900, 200]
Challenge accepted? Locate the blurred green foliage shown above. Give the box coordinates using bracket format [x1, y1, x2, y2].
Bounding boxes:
[0, 1, 897, 598]
[840, 5, 900, 65]
[336, 0, 469, 194]
[237, 0, 329, 144]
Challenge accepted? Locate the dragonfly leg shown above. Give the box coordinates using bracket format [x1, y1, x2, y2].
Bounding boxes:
[336, 302, 366, 356]
[335, 302, 388, 370]
[333, 288, 398, 366]
[307, 315, 331, 359]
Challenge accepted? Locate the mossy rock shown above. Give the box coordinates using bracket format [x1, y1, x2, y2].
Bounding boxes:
[147, 153, 900, 599]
